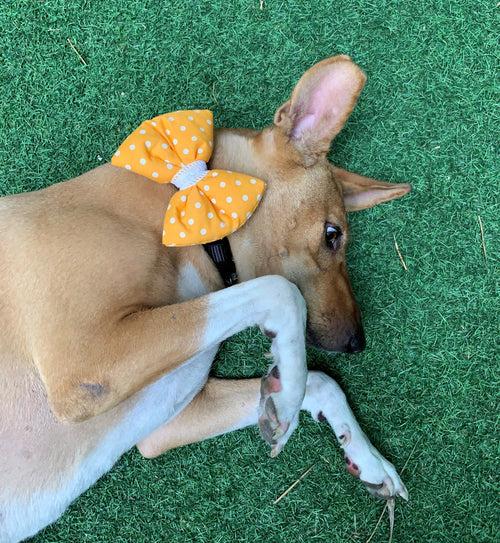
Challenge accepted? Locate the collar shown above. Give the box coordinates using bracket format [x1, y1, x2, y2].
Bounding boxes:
[203, 237, 238, 287]
[111, 109, 266, 248]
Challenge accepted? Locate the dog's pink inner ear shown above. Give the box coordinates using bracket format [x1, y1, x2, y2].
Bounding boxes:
[291, 67, 362, 142]
[276, 58, 367, 160]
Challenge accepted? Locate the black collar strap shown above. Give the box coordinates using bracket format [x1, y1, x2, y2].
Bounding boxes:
[203, 237, 238, 287]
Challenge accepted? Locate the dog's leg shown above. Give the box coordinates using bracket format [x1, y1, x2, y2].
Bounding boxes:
[137, 372, 407, 500]
[302, 371, 408, 500]
[44, 275, 306, 453]
[137, 377, 261, 457]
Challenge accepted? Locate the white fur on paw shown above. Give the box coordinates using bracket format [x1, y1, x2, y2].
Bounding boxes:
[345, 443, 408, 500]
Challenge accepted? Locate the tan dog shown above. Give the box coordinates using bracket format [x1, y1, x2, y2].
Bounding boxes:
[0, 56, 411, 542]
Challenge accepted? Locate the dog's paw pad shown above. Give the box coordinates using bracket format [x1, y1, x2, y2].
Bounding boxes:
[258, 367, 301, 454]
[345, 456, 361, 477]
[260, 366, 282, 396]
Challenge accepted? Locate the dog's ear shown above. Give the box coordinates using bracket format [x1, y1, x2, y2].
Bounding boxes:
[274, 55, 366, 165]
[334, 167, 411, 211]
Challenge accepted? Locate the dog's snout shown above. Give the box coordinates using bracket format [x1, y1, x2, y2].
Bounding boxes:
[345, 328, 366, 353]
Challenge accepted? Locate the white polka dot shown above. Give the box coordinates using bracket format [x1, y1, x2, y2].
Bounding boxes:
[220, 222, 226, 228]
[152, 171, 159, 178]
[139, 158, 147, 165]
[145, 141, 151, 148]
[200, 127, 205, 133]
[129, 144, 135, 151]
[191, 135, 198, 142]
[209, 141, 213, 147]
[250, 178, 257, 184]
[167, 204, 171, 210]
[151, 121, 157, 127]
[208, 212, 214, 219]
[200, 228, 207, 235]
[220, 209, 226, 214]
[219, 181, 226, 188]
[165, 129, 171, 135]
[161, 143, 168, 149]
[197, 148, 203, 154]
[183, 148, 189, 155]
[188, 115, 194, 121]
[173, 138, 178, 145]
[235, 179, 241, 186]
[211, 198, 216, 204]
[166, 163, 173, 170]
[139, 129, 146, 135]
[207, 119, 212, 125]
[227, 170, 233, 174]
[181, 195, 187, 202]
[181, 210, 185, 217]
[188, 218, 194, 225]
[203, 185, 210, 191]
[242, 194, 249, 201]
[179, 232, 186, 238]
[211, 172, 219, 177]
[257, 193, 262, 200]
[169, 217, 176, 224]
[195, 202, 202, 209]
[168, 116, 175, 122]
[231, 212, 238, 219]
[125, 164, 131, 170]
[180, 125, 186, 132]
[114, 150, 120, 156]
[226, 196, 232, 203]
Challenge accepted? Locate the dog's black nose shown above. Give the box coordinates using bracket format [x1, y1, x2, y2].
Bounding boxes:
[345, 329, 366, 353]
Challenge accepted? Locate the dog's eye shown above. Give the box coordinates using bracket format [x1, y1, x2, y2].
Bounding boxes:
[325, 223, 342, 250]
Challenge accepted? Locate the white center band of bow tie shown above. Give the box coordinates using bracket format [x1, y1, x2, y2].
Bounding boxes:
[171, 160, 208, 190]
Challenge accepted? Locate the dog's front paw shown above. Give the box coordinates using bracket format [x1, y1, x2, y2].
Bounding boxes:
[258, 365, 300, 457]
[345, 444, 408, 501]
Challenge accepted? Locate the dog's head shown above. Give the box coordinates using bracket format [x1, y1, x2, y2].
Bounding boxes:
[213, 55, 411, 353]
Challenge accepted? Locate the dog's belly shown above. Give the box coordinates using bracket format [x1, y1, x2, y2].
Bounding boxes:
[0, 348, 216, 543]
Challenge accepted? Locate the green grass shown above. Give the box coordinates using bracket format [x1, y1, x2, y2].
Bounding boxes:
[1, 1, 498, 541]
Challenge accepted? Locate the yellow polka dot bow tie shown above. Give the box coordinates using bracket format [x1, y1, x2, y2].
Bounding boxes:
[112, 109, 266, 246]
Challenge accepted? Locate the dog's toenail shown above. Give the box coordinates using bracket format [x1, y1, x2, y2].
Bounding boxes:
[264, 329, 276, 339]
[270, 366, 280, 379]
[317, 411, 326, 422]
[339, 433, 345, 440]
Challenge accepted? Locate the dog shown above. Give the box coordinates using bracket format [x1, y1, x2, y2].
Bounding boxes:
[0, 55, 411, 542]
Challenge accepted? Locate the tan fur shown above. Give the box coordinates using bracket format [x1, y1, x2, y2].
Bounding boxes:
[137, 377, 261, 458]
[0, 56, 410, 536]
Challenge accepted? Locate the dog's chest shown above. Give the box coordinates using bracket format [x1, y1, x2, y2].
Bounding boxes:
[176, 262, 210, 300]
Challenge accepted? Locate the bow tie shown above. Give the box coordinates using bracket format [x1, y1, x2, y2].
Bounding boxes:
[111, 109, 266, 247]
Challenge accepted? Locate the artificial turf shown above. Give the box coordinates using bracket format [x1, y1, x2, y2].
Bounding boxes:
[1, 1, 498, 541]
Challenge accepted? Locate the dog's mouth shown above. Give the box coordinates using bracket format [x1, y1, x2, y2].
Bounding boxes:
[306, 323, 366, 354]
[306, 325, 338, 352]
